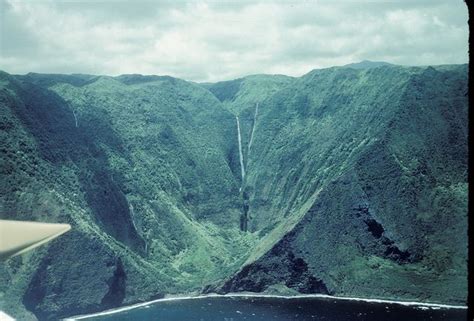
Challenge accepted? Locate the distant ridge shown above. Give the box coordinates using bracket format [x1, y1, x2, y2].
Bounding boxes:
[342, 60, 394, 69]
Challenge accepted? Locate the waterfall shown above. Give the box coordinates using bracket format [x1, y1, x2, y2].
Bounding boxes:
[236, 115, 248, 230]
[72, 110, 78, 128]
[248, 102, 259, 154]
[129, 202, 147, 253]
[236, 116, 245, 185]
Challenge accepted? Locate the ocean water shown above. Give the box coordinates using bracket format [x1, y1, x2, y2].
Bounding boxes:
[70, 296, 467, 321]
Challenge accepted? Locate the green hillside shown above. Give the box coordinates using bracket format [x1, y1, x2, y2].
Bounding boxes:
[211, 65, 468, 304]
[0, 63, 468, 320]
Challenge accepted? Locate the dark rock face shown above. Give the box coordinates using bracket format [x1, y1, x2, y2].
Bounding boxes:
[101, 258, 127, 308]
[0, 64, 468, 319]
[364, 218, 384, 239]
[22, 259, 51, 319]
[216, 242, 331, 295]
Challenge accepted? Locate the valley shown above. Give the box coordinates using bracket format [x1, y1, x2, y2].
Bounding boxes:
[0, 62, 468, 320]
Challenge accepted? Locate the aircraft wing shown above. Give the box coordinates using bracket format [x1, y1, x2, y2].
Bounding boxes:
[0, 219, 71, 260]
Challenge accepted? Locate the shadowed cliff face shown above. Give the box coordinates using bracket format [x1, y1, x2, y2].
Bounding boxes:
[0, 63, 468, 320]
[101, 258, 127, 308]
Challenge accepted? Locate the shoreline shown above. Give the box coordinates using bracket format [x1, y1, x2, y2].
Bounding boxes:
[64, 293, 468, 320]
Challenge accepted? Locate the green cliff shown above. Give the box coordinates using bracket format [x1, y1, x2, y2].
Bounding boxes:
[0, 62, 468, 320]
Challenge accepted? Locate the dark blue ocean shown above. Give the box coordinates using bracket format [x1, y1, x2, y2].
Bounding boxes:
[73, 296, 467, 321]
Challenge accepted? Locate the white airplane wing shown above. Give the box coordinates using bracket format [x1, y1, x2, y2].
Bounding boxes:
[0, 219, 71, 260]
[0, 311, 16, 321]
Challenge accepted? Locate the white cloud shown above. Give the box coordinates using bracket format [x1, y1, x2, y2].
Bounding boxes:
[0, 0, 468, 82]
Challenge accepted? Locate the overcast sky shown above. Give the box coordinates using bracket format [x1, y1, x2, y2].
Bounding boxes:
[0, 0, 468, 82]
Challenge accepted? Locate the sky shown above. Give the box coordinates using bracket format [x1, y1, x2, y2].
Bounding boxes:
[0, 0, 469, 82]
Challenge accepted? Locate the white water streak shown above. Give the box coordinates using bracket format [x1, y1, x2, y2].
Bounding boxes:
[64, 293, 467, 320]
[236, 116, 245, 183]
[72, 110, 78, 128]
[128, 202, 139, 233]
[248, 102, 259, 154]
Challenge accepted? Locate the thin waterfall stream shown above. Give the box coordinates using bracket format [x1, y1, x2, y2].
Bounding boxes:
[236, 115, 245, 185]
[248, 102, 259, 154]
[236, 115, 248, 231]
[73, 110, 78, 128]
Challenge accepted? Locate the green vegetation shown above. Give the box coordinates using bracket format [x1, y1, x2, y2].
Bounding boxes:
[0, 63, 468, 320]
[212, 64, 468, 306]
